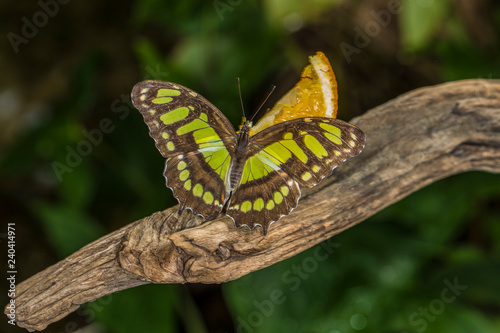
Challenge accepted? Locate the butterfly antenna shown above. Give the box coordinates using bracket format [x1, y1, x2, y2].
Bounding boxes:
[237, 77, 246, 122]
[250, 84, 276, 123]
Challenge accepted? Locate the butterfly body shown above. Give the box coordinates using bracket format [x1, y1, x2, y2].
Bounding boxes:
[132, 80, 365, 235]
[228, 121, 251, 192]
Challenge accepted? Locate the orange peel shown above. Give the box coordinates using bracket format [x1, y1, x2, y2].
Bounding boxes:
[250, 51, 338, 135]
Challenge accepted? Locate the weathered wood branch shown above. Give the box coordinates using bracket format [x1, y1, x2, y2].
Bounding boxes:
[6, 79, 500, 331]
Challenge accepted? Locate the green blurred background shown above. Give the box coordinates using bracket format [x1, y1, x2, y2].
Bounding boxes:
[1, 0, 500, 332]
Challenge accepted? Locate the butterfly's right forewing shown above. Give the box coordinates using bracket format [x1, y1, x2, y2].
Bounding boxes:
[132, 80, 237, 219]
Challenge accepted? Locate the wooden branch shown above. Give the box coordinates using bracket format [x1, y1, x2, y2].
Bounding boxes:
[7, 79, 500, 331]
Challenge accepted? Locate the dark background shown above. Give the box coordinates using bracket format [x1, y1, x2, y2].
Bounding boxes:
[1, 0, 500, 332]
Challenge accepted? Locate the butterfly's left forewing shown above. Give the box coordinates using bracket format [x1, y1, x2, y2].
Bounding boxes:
[132, 81, 237, 219]
[251, 118, 365, 187]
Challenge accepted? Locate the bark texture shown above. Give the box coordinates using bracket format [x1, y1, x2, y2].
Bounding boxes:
[6, 79, 500, 331]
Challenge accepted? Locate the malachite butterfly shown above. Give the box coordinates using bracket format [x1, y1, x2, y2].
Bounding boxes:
[132, 59, 365, 235]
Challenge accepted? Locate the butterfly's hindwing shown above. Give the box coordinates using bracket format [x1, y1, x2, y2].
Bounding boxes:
[164, 151, 230, 219]
[227, 168, 300, 235]
[132, 81, 237, 219]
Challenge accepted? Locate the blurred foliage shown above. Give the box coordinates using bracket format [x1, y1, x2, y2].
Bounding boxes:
[225, 172, 500, 333]
[1, 0, 499, 333]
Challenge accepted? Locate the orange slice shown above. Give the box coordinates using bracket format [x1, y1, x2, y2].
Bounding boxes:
[250, 51, 338, 135]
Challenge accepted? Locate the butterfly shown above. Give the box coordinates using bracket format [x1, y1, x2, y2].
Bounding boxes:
[132, 58, 365, 235]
